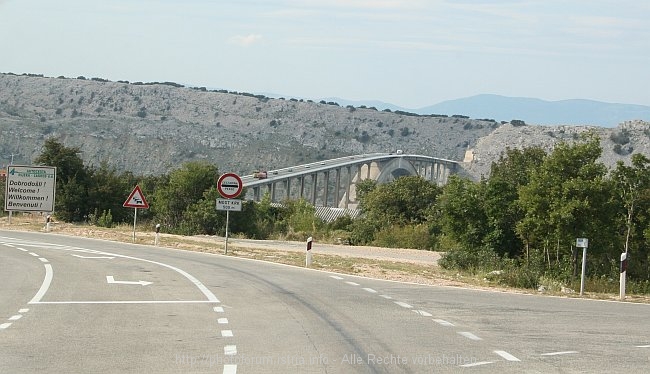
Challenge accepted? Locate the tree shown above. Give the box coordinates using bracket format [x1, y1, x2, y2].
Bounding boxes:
[152, 161, 218, 230]
[439, 175, 488, 249]
[612, 154, 650, 279]
[34, 138, 90, 221]
[517, 133, 611, 277]
[86, 161, 134, 223]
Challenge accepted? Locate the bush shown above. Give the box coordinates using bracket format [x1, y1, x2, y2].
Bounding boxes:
[97, 209, 114, 228]
[438, 247, 502, 273]
[373, 225, 435, 250]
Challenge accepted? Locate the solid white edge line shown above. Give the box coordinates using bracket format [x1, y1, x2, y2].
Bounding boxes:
[32, 300, 220, 304]
[223, 364, 237, 374]
[460, 361, 493, 367]
[540, 351, 578, 356]
[494, 350, 520, 361]
[457, 331, 482, 341]
[29, 264, 53, 304]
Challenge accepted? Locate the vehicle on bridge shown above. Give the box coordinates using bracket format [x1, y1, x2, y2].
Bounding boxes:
[253, 170, 268, 179]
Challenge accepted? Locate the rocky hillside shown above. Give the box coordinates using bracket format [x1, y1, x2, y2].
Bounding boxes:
[1, 73, 649, 180]
[0, 73, 496, 176]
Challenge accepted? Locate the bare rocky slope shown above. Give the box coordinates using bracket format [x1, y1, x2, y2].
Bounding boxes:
[1, 73, 649, 180]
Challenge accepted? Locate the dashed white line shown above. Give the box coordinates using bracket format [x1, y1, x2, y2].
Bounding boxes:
[394, 301, 413, 309]
[218, 318, 229, 324]
[362, 288, 377, 293]
[29, 252, 39, 257]
[18, 248, 28, 252]
[345, 281, 360, 286]
[8, 315, 22, 321]
[635, 345, 650, 348]
[460, 361, 494, 367]
[413, 310, 432, 317]
[224, 345, 237, 356]
[433, 319, 455, 327]
[457, 331, 482, 341]
[541, 351, 578, 356]
[329, 275, 344, 280]
[39, 258, 49, 263]
[214, 306, 225, 313]
[19, 309, 29, 313]
[379, 295, 393, 299]
[221, 330, 234, 337]
[494, 350, 520, 361]
[0, 323, 12, 329]
[223, 364, 237, 374]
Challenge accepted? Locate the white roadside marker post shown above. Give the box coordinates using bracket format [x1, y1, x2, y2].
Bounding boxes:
[306, 236, 313, 267]
[577, 238, 588, 296]
[620, 252, 628, 301]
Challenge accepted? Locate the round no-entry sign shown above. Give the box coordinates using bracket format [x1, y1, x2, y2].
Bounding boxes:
[217, 173, 243, 199]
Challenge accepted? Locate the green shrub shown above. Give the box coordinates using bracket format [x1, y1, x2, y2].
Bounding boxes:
[438, 247, 502, 273]
[373, 224, 435, 250]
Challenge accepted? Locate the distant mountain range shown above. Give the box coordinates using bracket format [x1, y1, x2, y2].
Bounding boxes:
[322, 94, 650, 128]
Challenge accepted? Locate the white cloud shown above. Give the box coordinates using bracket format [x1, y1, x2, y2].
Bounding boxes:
[229, 34, 263, 46]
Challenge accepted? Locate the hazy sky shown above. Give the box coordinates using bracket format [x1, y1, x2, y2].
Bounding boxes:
[0, 0, 648, 108]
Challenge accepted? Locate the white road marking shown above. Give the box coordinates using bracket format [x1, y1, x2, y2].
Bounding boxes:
[39, 258, 49, 263]
[214, 306, 225, 313]
[29, 252, 39, 257]
[72, 254, 115, 259]
[394, 301, 413, 309]
[362, 288, 377, 293]
[413, 310, 432, 317]
[636, 345, 650, 348]
[458, 331, 482, 341]
[494, 350, 520, 361]
[460, 361, 494, 367]
[34, 300, 219, 304]
[223, 364, 237, 374]
[29, 264, 53, 304]
[18, 248, 28, 252]
[329, 275, 344, 280]
[379, 295, 393, 299]
[106, 275, 152, 286]
[8, 315, 22, 321]
[433, 319, 455, 327]
[0, 323, 12, 329]
[218, 318, 229, 324]
[345, 281, 360, 286]
[221, 330, 233, 337]
[224, 345, 237, 355]
[19, 309, 29, 313]
[541, 351, 578, 356]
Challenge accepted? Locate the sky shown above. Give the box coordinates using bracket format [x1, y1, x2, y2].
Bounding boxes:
[0, 0, 648, 109]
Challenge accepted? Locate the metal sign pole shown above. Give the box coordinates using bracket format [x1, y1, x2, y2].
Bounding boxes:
[224, 210, 230, 254]
[580, 246, 587, 296]
[132, 207, 137, 243]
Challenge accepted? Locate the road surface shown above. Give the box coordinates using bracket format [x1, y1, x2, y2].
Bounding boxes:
[1, 230, 649, 373]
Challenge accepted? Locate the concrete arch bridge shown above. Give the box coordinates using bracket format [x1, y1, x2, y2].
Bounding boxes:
[240, 153, 458, 210]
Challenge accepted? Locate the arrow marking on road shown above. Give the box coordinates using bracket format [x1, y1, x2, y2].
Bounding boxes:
[106, 275, 152, 286]
[73, 254, 115, 259]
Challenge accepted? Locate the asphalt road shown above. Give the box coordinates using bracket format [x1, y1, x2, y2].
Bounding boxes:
[1, 230, 649, 373]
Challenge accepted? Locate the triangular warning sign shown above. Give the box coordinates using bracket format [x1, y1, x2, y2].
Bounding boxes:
[123, 185, 149, 208]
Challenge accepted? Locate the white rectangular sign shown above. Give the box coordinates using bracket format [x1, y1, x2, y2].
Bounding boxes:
[576, 238, 588, 248]
[216, 199, 242, 211]
[4, 165, 56, 212]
